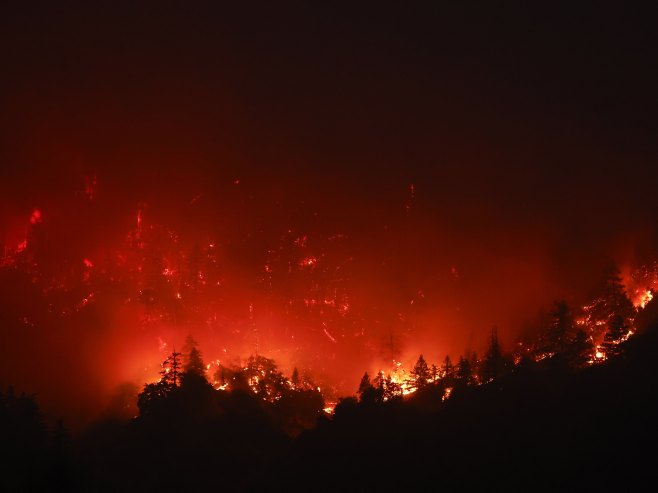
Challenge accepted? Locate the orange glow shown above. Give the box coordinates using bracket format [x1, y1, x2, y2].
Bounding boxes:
[0, 179, 653, 426]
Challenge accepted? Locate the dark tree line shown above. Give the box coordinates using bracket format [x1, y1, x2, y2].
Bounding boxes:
[136, 335, 325, 438]
[349, 264, 643, 410]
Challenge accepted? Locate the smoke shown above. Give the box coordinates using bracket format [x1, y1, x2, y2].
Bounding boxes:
[2, 153, 657, 430]
[2, 3, 658, 427]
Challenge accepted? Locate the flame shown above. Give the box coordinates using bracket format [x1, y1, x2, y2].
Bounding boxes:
[636, 289, 653, 309]
[299, 256, 318, 268]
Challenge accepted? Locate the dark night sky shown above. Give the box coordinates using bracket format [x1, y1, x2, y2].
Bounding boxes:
[3, 3, 656, 224]
[1, 2, 658, 422]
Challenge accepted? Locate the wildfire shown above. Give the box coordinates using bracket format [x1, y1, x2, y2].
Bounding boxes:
[323, 402, 336, 414]
[627, 262, 658, 308]
[636, 289, 654, 309]
[3, 175, 658, 409]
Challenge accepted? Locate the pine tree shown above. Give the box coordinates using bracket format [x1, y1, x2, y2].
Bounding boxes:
[410, 354, 431, 390]
[441, 355, 455, 384]
[182, 335, 206, 377]
[372, 371, 386, 402]
[430, 364, 439, 383]
[357, 372, 372, 400]
[160, 351, 182, 387]
[481, 327, 505, 383]
[357, 371, 379, 405]
[583, 263, 635, 340]
[456, 355, 473, 386]
[541, 300, 574, 356]
[185, 347, 205, 375]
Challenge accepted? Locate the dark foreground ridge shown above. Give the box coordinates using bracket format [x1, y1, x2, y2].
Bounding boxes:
[4, 311, 658, 492]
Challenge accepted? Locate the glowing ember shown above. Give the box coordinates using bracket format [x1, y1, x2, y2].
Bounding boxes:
[443, 387, 453, 401]
[299, 256, 318, 268]
[29, 208, 42, 224]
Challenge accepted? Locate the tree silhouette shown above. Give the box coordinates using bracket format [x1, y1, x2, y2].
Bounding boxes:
[374, 371, 388, 401]
[1, 387, 49, 491]
[441, 355, 455, 385]
[161, 350, 183, 387]
[138, 350, 183, 416]
[410, 354, 431, 390]
[430, 364, 439, 382]
[540, 300, 575, 356]
[182, 336, 206, 379]
[357, 372, 380, 404]
[358, 372, 372, 398]
[583, 263, 635, 340]
[456, 355, 474, 387]
[185, 347, 205, 375]
[291, 367, 300, 389]
[481, 327, 505, 383]
[182, 334, 205, 376]
[137, 381, 172, 416]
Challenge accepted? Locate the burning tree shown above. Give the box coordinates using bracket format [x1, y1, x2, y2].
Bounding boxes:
[600, 314, 628, 359]
[580, 264, 635, 344]
[242, 355, 289, 402]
